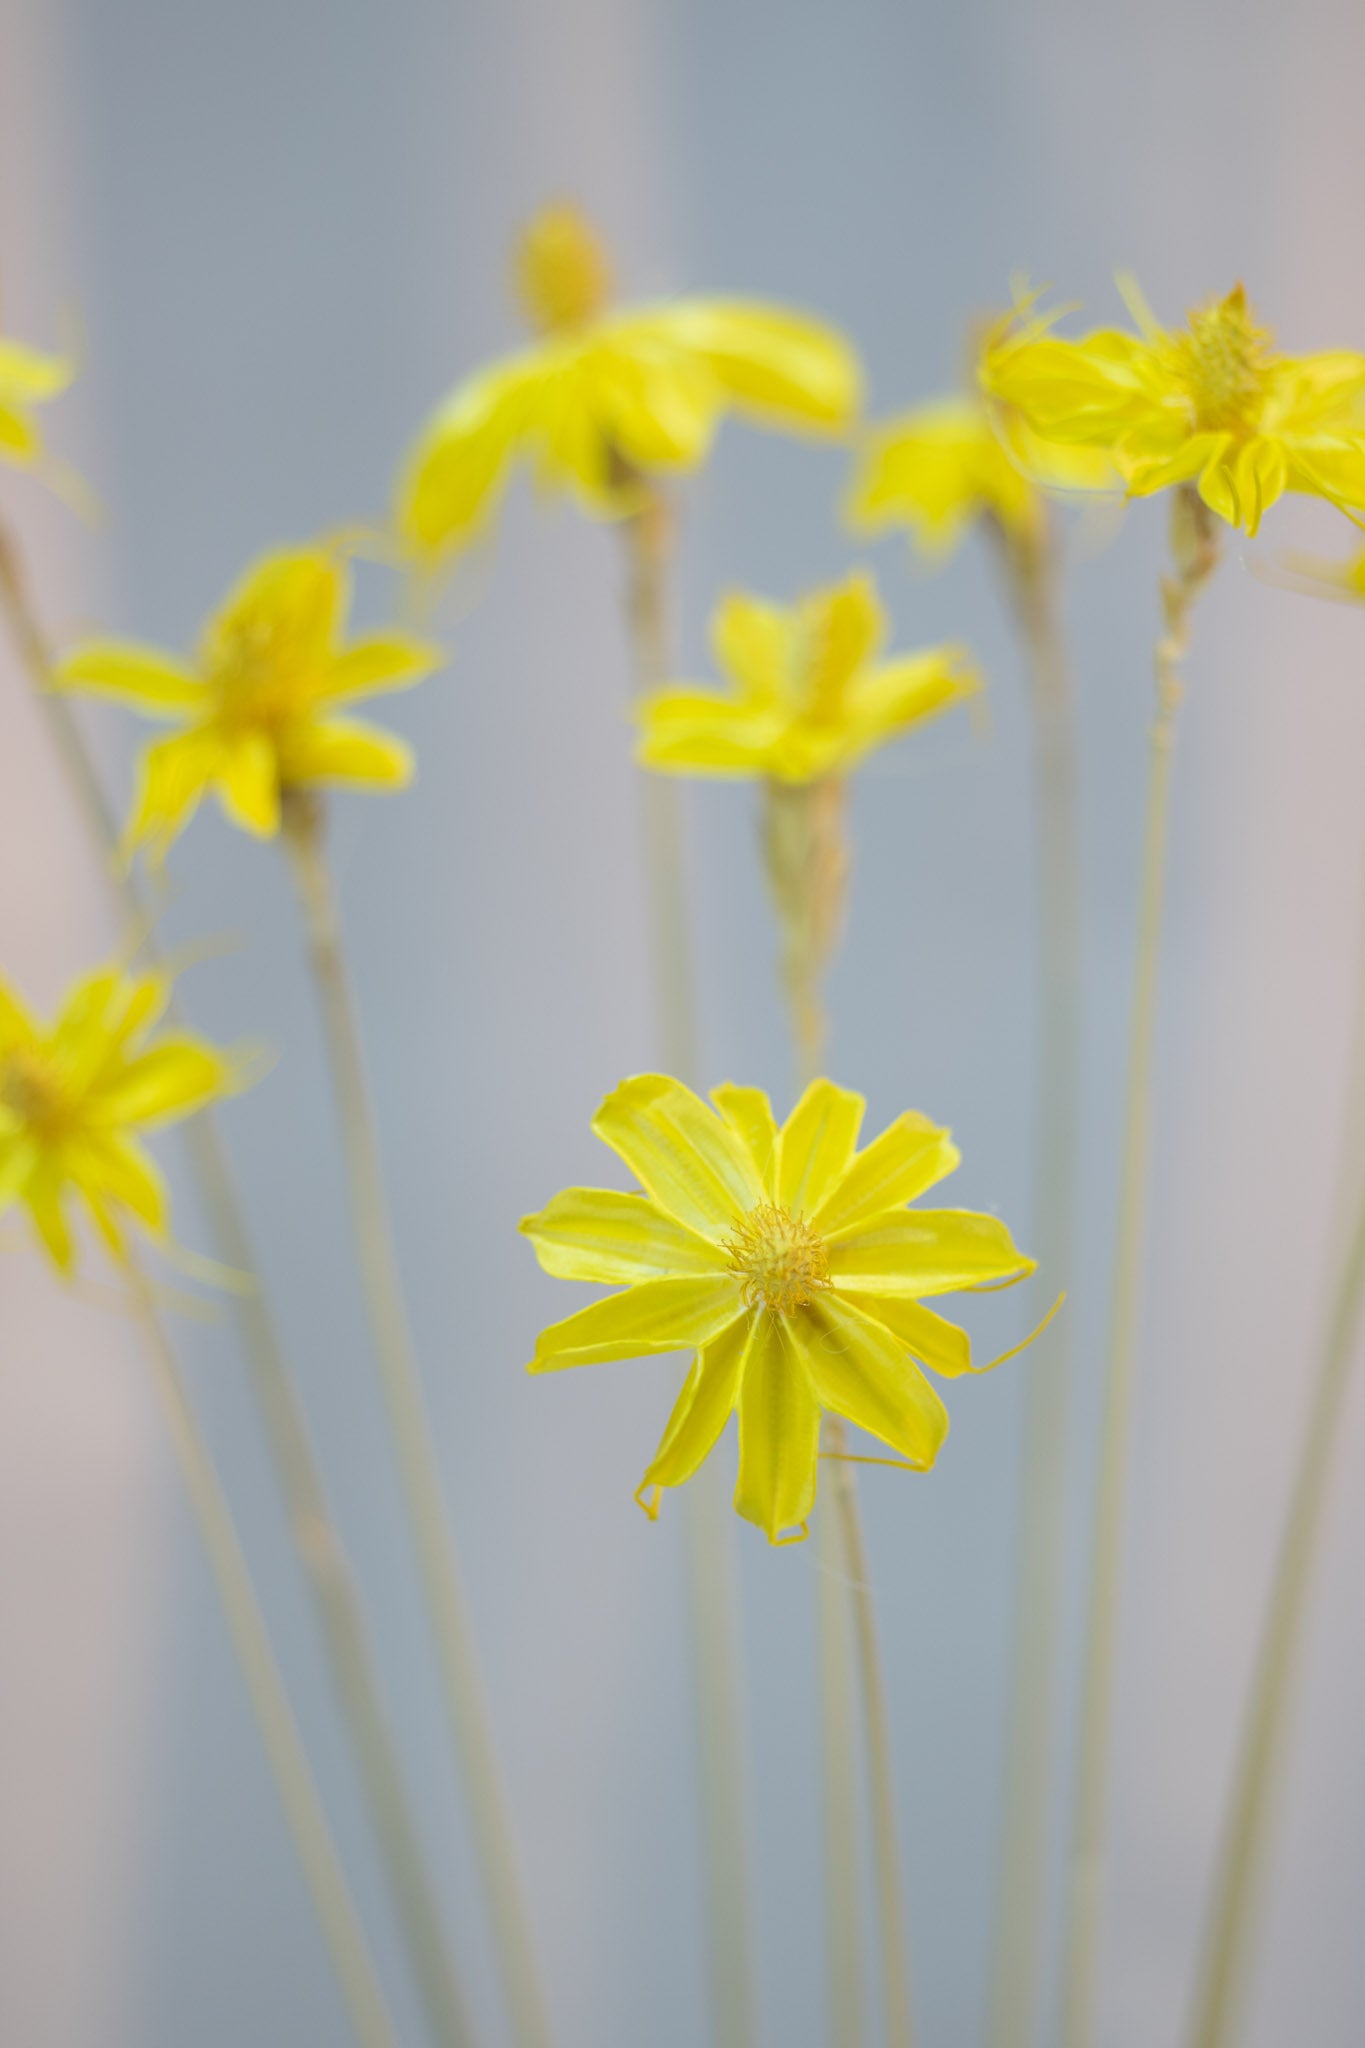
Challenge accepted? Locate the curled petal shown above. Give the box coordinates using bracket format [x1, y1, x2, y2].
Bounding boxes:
[832, 1290, 973, 1377]
[520, 1186, 725, 1284]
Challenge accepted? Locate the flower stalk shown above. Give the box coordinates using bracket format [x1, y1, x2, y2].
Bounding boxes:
[0, 519, 478, 2048]
[620, 483, 760, 2048]
[281, 786, 550, 2048]
[126, 1260, 399, 2048]
[1062, 485, 1221, 2048]
[986, 514, 1082, 2048]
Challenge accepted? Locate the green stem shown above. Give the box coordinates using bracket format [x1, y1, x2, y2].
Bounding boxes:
[986, 519, 1082, 2048]
[1183, 864, 1365, 2048]
[817, 1436, 867, 2048]
[281, 792, 551, 2048]
[1061, 488, 1221, 2048]
[0, 521, 475, 2048]
[621, 492, 759, 2048]
[127, 1262, 400, 2048]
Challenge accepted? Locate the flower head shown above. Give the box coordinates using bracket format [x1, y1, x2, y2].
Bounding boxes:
[56, 545, 441, 855]
[0, 961, 239, 1272]
[521, 1073, 1034, 1543]
[0, 311, 72, 470]
[980, 281, 1365, 537]
[396, 201, 863, 563]
[635, 570, 979, 782]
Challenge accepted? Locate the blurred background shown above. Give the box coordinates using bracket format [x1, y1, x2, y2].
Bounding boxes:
[3, 0, 1365, 2044]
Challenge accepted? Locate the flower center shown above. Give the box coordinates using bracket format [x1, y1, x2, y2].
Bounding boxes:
[1173, 285, 1274, 435]
[724, 1201, 830, 1314]
[514, 205, 613, 334]
[1, 1047, 71, 1138]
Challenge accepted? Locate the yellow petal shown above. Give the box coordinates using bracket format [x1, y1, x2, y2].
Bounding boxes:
[280, 718, 413, 791]
[711, 592, 790, 702]
[636, 692, 782, 776]
[24, 1159, 74, 1272]
[826, 1208, 1035, 1297]
[803, 573, 884, 711]
[639, 1311, 751, 1500]
[813, 1111, 960, 1236]
[798, 1293, 948, 1466]
[321, 636, 444, 704]
[0, 976, 39, 1052]
[529, 1277, 742, 1372]
[397, 354, 540, 557]
[0, 403, 40, 463]
[0, 1132, 39, 1205]
[90, 1040, 229, 1128]
[202, 549, 345, 676]
[592, 1074, 767, 1240]
[56, 640, 204, 716]
[832, 1290, 972, 1377]
[659, 301, 862, 433]
[733, 1311, 820, 1543]
[217, 732, 281, 836]
[777, 1079, 864, 1217]
[709, 1083, 779, 1188]
[0, 337, 73, 402]
[125, 729, 222, 851]
[520, 1186, 726, 1284]
[842, 647, 980, 761]
[593, 330, 720, 469]
[74, 1133, 166, 1231]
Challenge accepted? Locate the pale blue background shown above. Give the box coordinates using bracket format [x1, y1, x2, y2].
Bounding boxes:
[3, 2, 1365, 2046]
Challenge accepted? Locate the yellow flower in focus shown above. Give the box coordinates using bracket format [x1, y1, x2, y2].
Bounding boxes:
[522, 1074, 1034, 1543]
[981, 282, 1365, 537]
[0, 961, 238, 1272]
[635, 570, 979, 782]
[0, 312, 72, 469]
[397, 202, 863, 562]
[56, 546, 442, 854]
[848, 396, 1113, 560]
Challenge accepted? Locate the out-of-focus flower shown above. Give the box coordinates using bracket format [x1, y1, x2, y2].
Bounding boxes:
[1276, 542, 1365, 603]
[0, 962, 238, 1272]
[847, 394, 1113, 560]
[522, 1073, 1034, 1543]
[397, 202, 862, 563]
[0, 313, 72, 469]
[56, 546, 441, 854]
[635, 570, 978, 782]
[980, 281, 1365, 537]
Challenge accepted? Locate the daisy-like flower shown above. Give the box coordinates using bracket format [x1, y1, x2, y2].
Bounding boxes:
[397, 201, 862, 563]
[0, 961, 239, 1272]
[980, 281, 1365, 537]
[0, 309, 72, 469]
[522, 1073, 1034, 1543]
[56, 545, 441, 854]
[635, 570, 979, 781]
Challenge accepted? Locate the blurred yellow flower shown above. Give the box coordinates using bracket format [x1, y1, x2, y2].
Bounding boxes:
[522, 1073, 1034, 1543]
[635, 570, 978, 782]
[57, 546, 441, 853]
[0, 961, 237, 1272]
[0, 315, 72, 469]
[397, 202, 863, 562]
[981, 281, 1365, 537]
[848, 395, 1113, 559]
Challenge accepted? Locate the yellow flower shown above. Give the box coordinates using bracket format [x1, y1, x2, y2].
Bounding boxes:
[635, 570, 978, 782]
[0, 313, 72, 469]
[0, 961, 238, 1272]
[56, 545, 441, 854]
[397, 202, 863, 562]
[521, 1073, 1034, 1543]
[980, 281, 1365, 537]
[848, 395, 1113, 559]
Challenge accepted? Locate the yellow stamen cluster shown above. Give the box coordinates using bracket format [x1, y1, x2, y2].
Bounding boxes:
[1170, 285, 1273, 435]
[513, 205, 613, 335]
[724, 1201, 831, 1314]
[1, 1047, 71, 1138]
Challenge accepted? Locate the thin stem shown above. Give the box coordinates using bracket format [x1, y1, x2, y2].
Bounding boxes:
[761, 777, 849, 1094]
[1061, 488, 1221, 2048]
[620, 491, 759, 2048]
[281, 793, 551, 2048]
[817, 1436, 866, 2048]
[0, 521, 476, 2048]
[1183, 861, 1365, 2048]
[986, 519, 1083, 2048]
[126, 1261, 399, 2048]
